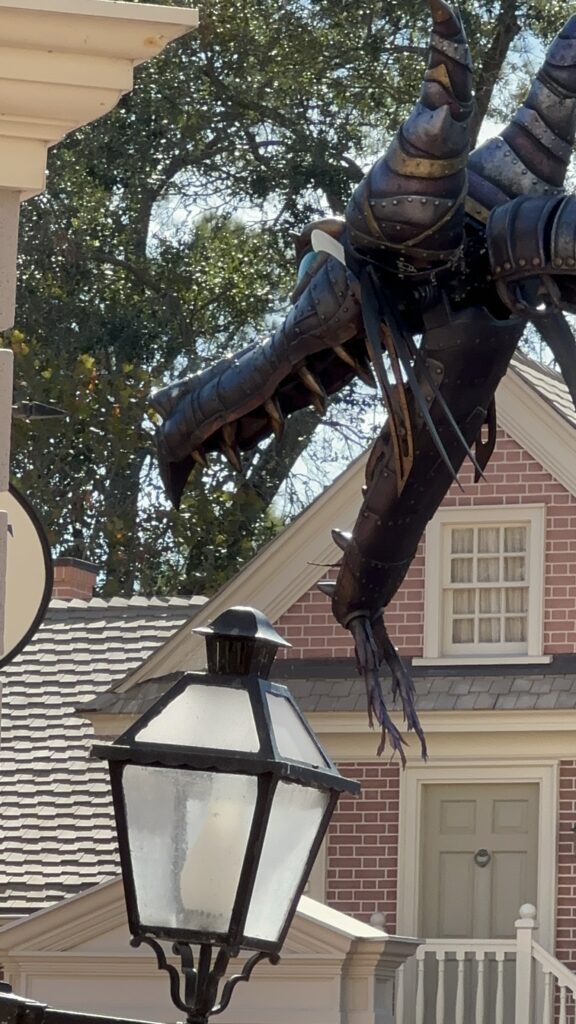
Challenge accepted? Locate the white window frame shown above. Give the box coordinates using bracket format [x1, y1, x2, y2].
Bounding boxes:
[417, 504, 550, 666]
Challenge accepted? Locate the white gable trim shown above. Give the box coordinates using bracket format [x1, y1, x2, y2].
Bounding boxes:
[498, 368, 576, 497]
[0, 876, 400, 959]
[111, 366, 576, 690]
[116, 454, 369, 687]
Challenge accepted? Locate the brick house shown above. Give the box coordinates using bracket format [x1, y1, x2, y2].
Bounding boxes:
[78, 352, 576, 1019]
[2, 352, 576, 1021]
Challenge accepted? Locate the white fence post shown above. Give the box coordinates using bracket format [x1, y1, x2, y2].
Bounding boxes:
[515, 903, 537, 1024]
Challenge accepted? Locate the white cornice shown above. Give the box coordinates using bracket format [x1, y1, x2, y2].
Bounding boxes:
[308, 709, 576, 735]
[0, 880, 386, 962]
[0, 0, 198, 197]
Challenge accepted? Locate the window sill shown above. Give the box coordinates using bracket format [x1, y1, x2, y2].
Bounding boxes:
[413, 655, 553, 667]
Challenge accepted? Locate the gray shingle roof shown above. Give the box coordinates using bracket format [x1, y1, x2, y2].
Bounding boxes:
[511, 351, 576, 427]
[0, 596, 204, 913]
[79, 657, 576, 721]
[290, 672, 576, 712]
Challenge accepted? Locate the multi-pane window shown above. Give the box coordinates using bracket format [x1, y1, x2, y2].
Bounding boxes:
[422, 506, 546, 662]
[445, 524, 529, 653]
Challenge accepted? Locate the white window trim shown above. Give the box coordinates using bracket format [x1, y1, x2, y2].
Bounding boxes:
[418, 504, 549, 666]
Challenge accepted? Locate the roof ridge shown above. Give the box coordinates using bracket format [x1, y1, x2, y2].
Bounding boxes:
[46, 593, 208, 614]
[512, 350, 563, 384]
[49, 595, 207, 612]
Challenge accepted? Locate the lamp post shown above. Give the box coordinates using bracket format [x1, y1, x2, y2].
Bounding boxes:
[92, 606, 359, 1024]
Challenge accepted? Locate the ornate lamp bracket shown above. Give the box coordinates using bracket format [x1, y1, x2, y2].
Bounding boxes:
[131, 934, 279, 1024]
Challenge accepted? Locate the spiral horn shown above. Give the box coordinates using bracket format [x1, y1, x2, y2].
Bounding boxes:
[468, 16, 576, 221]
[346, 0, 474, 277]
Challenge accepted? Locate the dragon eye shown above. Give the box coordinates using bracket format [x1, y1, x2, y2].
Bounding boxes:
[296, 250, 319, 283]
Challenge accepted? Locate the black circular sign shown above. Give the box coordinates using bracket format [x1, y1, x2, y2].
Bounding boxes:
[0, 484, 53, 669]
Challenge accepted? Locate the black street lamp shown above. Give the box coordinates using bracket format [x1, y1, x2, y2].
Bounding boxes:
[92, 607, 359, 1024]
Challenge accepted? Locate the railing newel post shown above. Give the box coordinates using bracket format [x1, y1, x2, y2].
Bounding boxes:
[514, 903, 537, 1024]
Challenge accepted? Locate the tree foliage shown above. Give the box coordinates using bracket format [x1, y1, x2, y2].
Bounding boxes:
[7, 0, 573, 594]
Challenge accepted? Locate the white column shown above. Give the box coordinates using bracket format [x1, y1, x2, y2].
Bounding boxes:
[0, 348, 13, 659]
[0, 192, 20, 332]
[343, 935, 421, 1024]
[514, 903, 537, 1024]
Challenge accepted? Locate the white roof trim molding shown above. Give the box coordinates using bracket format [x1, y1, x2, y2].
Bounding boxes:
[110, 454, 369, 688]
[107, 362, 576, 692]
[498, 366, 576, 497]
[0, 876, 394, 959]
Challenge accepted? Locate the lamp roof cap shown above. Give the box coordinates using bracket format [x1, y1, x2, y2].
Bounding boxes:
[193, 606, 291, 648]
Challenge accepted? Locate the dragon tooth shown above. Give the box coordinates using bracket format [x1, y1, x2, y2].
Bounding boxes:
[264, 397, 285, 441]
[221, 423, 242, 472]
[334, 345, 356, 369]
[191, 449, 209, 469]
[298, 366, 327, 414]
[222, 445, 242, 472]
[335, 343, 376, 389]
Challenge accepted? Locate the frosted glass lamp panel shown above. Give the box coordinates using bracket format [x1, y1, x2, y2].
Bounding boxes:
[122, 764, 181, 929]
[266, 694, 329, 767]
[178, 771, 257, 934]
[135, 684, 259, 752]
[123, 764, 257, 934]
[245, 782, 329, 942]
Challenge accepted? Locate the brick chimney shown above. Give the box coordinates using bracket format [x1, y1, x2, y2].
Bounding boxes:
[52, 557, 98, 601]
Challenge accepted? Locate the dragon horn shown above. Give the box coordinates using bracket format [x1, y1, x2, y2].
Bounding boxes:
[346, 0, 474, 276]
[468, 16, 576, 221]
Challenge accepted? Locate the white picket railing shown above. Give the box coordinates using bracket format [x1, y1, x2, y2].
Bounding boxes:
[394, 904, 576, 1024]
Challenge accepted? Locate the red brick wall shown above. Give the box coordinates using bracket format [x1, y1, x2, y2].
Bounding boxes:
[325, 761, 400, 927]
[557, 761, 576, 970]
[275, 429, 576, 657]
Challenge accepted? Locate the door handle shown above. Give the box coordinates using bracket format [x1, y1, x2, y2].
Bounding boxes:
[474, 848, 491, 867]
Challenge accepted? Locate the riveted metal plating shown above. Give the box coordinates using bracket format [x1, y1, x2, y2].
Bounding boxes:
[431, 32, 473, 68]
[513, 107, 572, 161]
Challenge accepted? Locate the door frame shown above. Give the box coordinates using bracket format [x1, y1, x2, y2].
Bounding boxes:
[397, 760, 558, 950]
